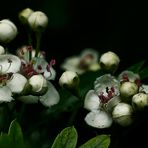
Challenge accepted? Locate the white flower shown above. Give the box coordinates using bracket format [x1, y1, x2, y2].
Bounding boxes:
[32, 57, 56, 80]
[100, 51, 120, 73]
[0, 45, 5, 55]
[59, 71, 79, 89]
[6, 73, 27, 93]
[84, 74, 121, 128]
[0, 54, 21, 74]
[28, 11, 48, 32]
[112, 103, 133, 126]
[61, 48, 100, 74]
[29, 74, 47, 94]
[0, 19, 17, 43]
[19, 8, 34, 25]
[132, 93, 148, 110]
[0, 86, 13, 103]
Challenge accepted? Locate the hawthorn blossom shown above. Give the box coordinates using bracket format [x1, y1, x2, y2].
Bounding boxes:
[84, 74, 121, 128]
[0, 54, 27, 103]
[61, 48, 100, 74]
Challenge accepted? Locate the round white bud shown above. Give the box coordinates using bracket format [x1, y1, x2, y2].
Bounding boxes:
[120, 82, 138, 102]
[29, 74, 47, 94]
[19, 8, 34, 25]
[112, 103, 133, 126]
[59, 71, 79, 89]
[132, 93, 148, 110]
[0, 19, 17, 43]
[100, 51, 120, 73]
[28, 11, 48, 32]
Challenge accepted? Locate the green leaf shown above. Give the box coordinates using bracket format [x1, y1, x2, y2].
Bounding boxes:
[127, 60, 145, 73]
[0, 133, 12, 148]
[0, 120, 26, 148]
[79, 135, 110, 148]
[51, 126, 78, 148]
[8, 119, 25, 148]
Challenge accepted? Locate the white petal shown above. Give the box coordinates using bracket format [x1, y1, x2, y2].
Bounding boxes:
[0, 86, 13, 103]
[84, 90, 101, 111]
[39, 82, 60, 107]
[0, 54, 21, 74]
[6, 73, 27, 93]
[17, 95, 39, 104]
[44, 67, 56, 80]
[85, 110, 113, 128]
[139, 84, 148, 93]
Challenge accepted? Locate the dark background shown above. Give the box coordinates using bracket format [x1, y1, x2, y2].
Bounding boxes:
[1, 0, 148, 67]
[1, 0, 148, 147]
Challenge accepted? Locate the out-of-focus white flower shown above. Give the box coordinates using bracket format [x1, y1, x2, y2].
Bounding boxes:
[59, 71, 79, 89]
[120, 82, 138, 101]
[100, 51, 120, 73]
[29, 74, 47, 94]
[0, 45, 5, 55]
[0, 54, 21, 74]
[61, 48, 100, 74]
[84, 74, 121, 128]
[0, 19, 17, 43]
[112, 103, 133, 126]
[132, 93, 148, 110]
[19, 8, 34, 25]
[28, 11, 48, 32]
[118, 70, 141, 86]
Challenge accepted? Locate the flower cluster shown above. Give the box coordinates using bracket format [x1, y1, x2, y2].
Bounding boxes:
[0, 8, 60, 107]
[84, 63, 148, 128]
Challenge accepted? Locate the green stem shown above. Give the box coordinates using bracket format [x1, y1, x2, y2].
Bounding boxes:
[35, 32, 42, 57]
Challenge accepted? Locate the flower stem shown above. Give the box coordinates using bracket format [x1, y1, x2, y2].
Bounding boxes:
[35, 32, 42, 57]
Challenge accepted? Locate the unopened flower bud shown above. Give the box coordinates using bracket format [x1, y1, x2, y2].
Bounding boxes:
[19, 8, 34, 25]
[0, 19, 17, 43]
[120, 82, 138, 102]
[28, 11, 48, 32]
[100, 51, 120, 73]
[0, 45, 5, 55]
[59, 71, 79, 89]
[29, 74, 47, 94]
[112, 103, 133, 126]
[132, 93, 148, 110]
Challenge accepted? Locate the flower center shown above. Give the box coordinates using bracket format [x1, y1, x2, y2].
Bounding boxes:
[98, 86, 115, 103]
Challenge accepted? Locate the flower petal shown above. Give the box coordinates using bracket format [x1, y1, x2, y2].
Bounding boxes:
[84, 90, 101, 111]
[39, 82, 60, 107]
[85, 110, 113, 128]
[44, 67, 56, 80]
[6, 73, 27, 93]
[0, 86, 13, 103]
[0, 54, 21, 74]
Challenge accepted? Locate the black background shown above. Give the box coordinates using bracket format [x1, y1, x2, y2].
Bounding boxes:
[1, 0, 148, 147]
